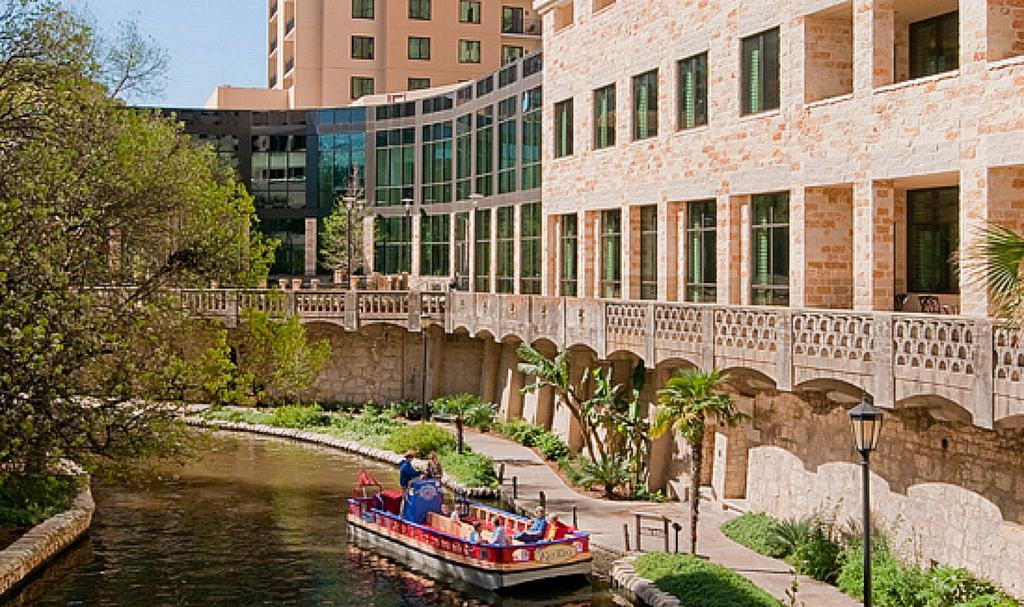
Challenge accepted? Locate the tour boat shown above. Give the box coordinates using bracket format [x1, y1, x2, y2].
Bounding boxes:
[346, 473, 592, 591]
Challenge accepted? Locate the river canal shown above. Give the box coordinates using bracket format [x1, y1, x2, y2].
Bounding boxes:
[3, 433, 620, 606]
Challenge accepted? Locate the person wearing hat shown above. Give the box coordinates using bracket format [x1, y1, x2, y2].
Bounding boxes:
[399, 450, 422, 489]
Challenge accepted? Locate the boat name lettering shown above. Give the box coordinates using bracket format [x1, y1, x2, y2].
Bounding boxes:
[535, 544, 575, 564]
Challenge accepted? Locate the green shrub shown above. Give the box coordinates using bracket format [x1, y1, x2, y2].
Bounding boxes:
[557, 455, 585, 486]
[500, 419, 546, 447]
[791, 526, 842, 584]
[578, 455, 630, 498]
[438, 451, 498, 488]
[268, 404, 328, 428]
[384, 423, 456, 457]
[722, 513, 788, 558]
[0, 474, 82, 526]
[921, 566, 1001, 606]
[838, 543, 929, 607]
[384, 400, 422, 420]
[767, 517, 813, 558]
[534, 431, 569, 460]
[634, 553, 782, 607]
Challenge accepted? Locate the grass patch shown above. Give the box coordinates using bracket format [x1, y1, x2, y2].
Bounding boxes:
[0, 474, 83, 527]
[438, 451, 498, 489]
[634, 552, 782, 607]
[721, 513, 787, 558]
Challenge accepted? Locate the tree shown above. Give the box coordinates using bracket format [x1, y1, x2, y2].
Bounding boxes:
[319, 167, 369, 280]
[431, 394, 497, 454]
[966, 224, 1024, 322]
[0, 2, 273, 474]
[235, 308, 331, 405]
[653, 369, 747, 554]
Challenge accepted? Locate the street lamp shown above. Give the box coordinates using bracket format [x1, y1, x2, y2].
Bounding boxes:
[419, 311, 431, 420]
[848, 393, 884, 607]
[342, 194, 360, 286]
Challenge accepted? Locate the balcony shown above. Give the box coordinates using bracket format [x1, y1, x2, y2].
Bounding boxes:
[284, 57, 294, 75]
[502, 16, 541, 37]
[269, 1, 278, 20]
[269, 38, 278, 55]
[285, 17, 295, 36]
[269, 74, 278, 88]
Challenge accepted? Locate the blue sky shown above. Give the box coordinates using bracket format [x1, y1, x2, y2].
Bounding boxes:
[67, 0, 267, 107]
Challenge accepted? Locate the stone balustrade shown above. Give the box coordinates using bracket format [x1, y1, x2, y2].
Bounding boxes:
[176, 288, 1022, 431]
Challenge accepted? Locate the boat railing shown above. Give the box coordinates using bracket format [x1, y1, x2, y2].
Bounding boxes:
[348, 498, 590, 566]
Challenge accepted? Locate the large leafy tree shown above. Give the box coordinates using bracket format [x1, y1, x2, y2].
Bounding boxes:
[0, 1, 273, 474]
[653, 369, 747, 555]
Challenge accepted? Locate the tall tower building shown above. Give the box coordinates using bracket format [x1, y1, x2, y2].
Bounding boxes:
[207, 0, 541, 110]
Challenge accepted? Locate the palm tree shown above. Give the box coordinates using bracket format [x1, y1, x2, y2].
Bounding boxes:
[970, 224, 1024, 322]
[653, 368, 747, 555]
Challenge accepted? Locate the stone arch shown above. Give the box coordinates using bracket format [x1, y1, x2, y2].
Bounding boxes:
[994, 413, 1024, 431]
[895, 393, 974, 425]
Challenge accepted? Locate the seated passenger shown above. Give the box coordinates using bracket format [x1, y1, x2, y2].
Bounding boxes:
[512, 506, 547, 543]
[468, 522, 482, 543]
[490, 524, 508, 546]
[544, 513, 569, 541]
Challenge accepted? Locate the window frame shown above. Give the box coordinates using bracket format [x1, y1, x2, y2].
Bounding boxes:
[909, 11, 959, 80]
[502, 6, 524, 34]
[408, 36, 431, 60]
[352, 0, 374, 19]
[741, 27, 781, 116]
[907, 186, 960, 294]
[685, 199, 717, 303]
[459, 39, 482, 64]
[632, 69, 659, 141]
[454, 212, 470, 290]
[600, 209, 622, 299]
[554, 98, 573, 158]
[560, 214, 579, 297]
[408, 0, 431, 20]
[408, 77, 431, 91]
[350, 76, 375, 100]
[520, 202, 542, 294]
[677, 52, 708, 130]
[639, 205, 658, 300]
[474, 208, 492, 292]
[420, 214, 450, 277]
[373, 216, 412, 275]
[459, 0, 481, 24]
[351, 35, 375, 60]
[750, 192, 790, 306]
[593, 83, 616, 150]
[496, 206, 516, 293]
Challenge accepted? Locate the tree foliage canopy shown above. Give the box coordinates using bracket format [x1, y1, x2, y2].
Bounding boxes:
[0, 1, 273, 473]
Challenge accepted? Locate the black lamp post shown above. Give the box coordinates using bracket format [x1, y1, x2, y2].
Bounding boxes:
[342, 195, 360, 286]
[419, 311, 430, 420]
[401, 198, 414, 275]
[848, 393, 884, 607]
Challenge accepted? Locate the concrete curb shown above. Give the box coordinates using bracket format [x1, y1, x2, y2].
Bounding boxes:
[609, 555, 682, 607]
[0, 484, 94, 599]
[186, 417, 498, 498]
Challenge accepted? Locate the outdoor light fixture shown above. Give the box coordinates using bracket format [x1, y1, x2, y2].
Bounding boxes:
[848, 393, 884, 607]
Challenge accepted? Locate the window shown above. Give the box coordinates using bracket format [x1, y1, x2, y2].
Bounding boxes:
[409, 0, 430, 20]
[742, 27, 780, 115]
[751, 192, 789, 305]
[554, 98, 573, 157]
[601, 209, 622, 298]
[352, 36, 374, 59]
[560, 214, 578, 296]
[459, 40, 481, 63]
[374, 128, 414, 206]
[502, 6, 524, 34]
[685, 200, 717, 302]
[475, 106, 494, 196]
[351, 76, 374, 99]
[250, 134, 307, 210]
[422, 122, 452, 204]
[639, 206, 658, 300]
[498, 64, 518, 88]
[677, 52, 708, 129]
[316, 130, 367, 211]
[593, 84, 616, 149]
[907, 187, 959, 293]
[498, 96, 517, 194]
[455, 212, 470, 290]
[408, 77, 431, 90]
[459, 0, 481, 23]
[456, 115, 473, 200]
[521, 202, 541, 294]
[502, 45, 524, 65]
[632, 70, 658, 140]
[496, 206, 515, 293]
[374, 216, 411, 274]
[352, 0, 374, 19]
[420, 214, 450, 276]
[474, 209, 491, 291]
[408, 36, 430, 60]
[521, 87, 542, 189]
[263, 218, 306, 276]
[910, 11, 959, 80]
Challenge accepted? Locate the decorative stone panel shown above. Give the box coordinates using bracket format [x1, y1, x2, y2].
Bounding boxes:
[793, 311, 875, 391]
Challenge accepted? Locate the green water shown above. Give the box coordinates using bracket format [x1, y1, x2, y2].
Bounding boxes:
[3, 433, 619, 606]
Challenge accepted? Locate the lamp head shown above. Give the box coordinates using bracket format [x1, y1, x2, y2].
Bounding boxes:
[848, 393, 884, 454]
[419, 311, 430, 329]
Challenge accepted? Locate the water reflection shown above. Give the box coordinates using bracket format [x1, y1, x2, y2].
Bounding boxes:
[3, 433, 618, 607]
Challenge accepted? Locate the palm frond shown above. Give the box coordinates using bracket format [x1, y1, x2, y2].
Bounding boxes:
[961, 223, 1024, 322]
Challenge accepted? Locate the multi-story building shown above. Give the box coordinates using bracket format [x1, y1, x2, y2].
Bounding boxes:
[207, 0, 541, 110]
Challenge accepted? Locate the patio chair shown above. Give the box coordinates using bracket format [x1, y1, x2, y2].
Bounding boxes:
[918, 295, 941, 314]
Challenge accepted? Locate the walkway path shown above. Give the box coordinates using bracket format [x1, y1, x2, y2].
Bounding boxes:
[462, 429, 860, 607]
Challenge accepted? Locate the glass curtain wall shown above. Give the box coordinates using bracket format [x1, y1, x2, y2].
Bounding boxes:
[474, 209, 491, 291]
[685, 200, 717, 302]
[521, 87, 542, 189]
[374, 216, 412, 274]
[498, 96, 518, 194]
[639, 205, 658, 300]
[907, 187, 959, 293]
[456, 114, 473, 200]
[251, 134, 307, 209]
[420, 214, 450, 276]
[496, 206, 515, 293]
[476, 106, 494, 196]
[751, 192, 789, 305]
[375, 128, 415, 206]
[520, 202, 541, 294]
[601, 209, 622, 298]
[263, 218, 306, 275]
[422, 121, 452, 204]
[560, 214, 578, 296]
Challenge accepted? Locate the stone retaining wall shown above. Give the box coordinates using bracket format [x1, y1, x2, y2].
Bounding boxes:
[186, 418, 497, 498]
[0, 485, 94, 599]
[609, 555, 681, 607]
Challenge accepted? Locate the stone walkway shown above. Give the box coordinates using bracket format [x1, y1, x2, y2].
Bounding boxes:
[462, 429, 861, 607]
